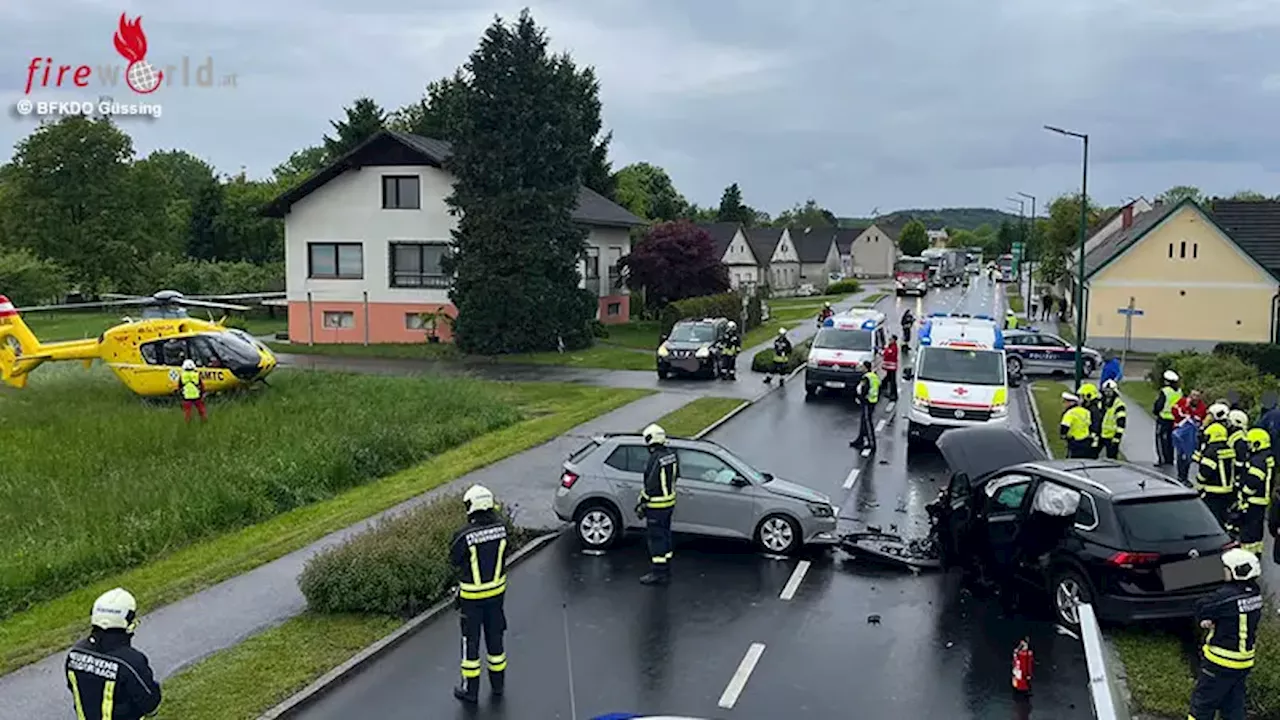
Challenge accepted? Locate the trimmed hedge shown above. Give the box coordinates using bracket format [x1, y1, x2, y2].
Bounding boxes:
[751, 338, 813, 373]
[1149, 350, 1280, 416]
[826, 279, 862, 295]
[298, 492, 529, 617]
[658, 292, 743, 335]
[1216, 342, 1280, 378]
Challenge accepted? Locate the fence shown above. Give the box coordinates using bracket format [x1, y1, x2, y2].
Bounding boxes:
[1079, 602, 1130, 720]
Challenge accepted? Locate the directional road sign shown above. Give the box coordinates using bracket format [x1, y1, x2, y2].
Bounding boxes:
[1116, 307, 1144, 316]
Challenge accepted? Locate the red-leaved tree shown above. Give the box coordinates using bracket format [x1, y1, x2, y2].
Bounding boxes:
[620, 221, 730, 308]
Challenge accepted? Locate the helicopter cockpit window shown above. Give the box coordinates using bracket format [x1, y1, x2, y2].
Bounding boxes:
[139, 340, 163, 365]
[161, 339, 189, 366]
[189, 336, 224, 368]
[209, 333, 262, 367]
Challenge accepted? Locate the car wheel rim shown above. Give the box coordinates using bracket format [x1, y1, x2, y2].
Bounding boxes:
[1056, 578, 1083, 624]
[761, 518, 794, 552]
[1009, 358, 1022, 372]
[580, 510, 613, 545]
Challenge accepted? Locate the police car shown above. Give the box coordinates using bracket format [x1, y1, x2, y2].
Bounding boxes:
[804, 309, 887, 398]
[1002, 328, 1102, 378]
[907, 313, 1010, 442]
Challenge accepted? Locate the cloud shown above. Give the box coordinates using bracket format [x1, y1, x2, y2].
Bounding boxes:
[1, 0, 1279, 213]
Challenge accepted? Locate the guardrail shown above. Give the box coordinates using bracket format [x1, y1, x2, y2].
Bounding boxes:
[1079, 602, 1130, 720]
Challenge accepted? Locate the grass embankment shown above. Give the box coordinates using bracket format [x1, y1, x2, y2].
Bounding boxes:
[1121, 380, 1158, 412]
[267, 338, 655, 371]
[1029, 380, 1127, 461]
[148, 394, 747, 720]
[1006, 290, 1024, 314]
[0, 366, 647, 674]
[25, 311, 286, 341]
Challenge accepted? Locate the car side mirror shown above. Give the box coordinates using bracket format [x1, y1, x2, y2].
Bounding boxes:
[660, 334, 668, 342]
[731, 475, 750, 487]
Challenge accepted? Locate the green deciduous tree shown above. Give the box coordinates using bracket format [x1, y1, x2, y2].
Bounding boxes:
[272, 146, 327, 189]
[996, 220, 1018, 254]
[898, 219, 929, 256]
[716, 183, 755, 226]
[216, 174, 285, 264]
[1037, 193, 1101, 286]
[773, 199, 836, 228]
[1158, 185, 1204, 205]
[614, 162, 688, 222]
[391, 73, 467, 140]
[0, 247, 68, 305]
[1229, 190, 1268, 201]
[443, 9, 600, 353]
[323, 97, 387, 160]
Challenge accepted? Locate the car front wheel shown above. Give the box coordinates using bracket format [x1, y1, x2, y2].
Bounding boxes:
[574, 502, 621, 550]
[1051, 568, 1093, 627]
[1006, 355, 1023, 376]
[1082, 358, 1097, 377]
[755, 514, 801, 555]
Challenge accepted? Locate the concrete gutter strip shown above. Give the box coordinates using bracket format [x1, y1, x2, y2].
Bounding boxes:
[1026, 382, 1056, 458]
[257, 530, 563, 720]
[694, 400, 752, 440]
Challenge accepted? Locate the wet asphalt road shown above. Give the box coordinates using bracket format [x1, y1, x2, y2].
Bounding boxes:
[296, 278, 1091, 720]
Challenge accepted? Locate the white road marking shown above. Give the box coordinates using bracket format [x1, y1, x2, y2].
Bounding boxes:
[843, 467, 861, 489]
[861, 448, 871, 458]
[885, 400, 896, 414]
[875, 418, 887, 433]
[779, 560, 811, 601]
[718, 643, 767, 709]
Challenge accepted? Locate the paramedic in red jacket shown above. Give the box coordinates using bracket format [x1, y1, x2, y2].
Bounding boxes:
[1173, 389, 1208, 427]
[881, 335, 900, 402]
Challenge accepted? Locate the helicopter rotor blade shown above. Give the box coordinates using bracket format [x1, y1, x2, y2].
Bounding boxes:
[186, 292, 286, 301]
[14, 298, 155, 313]
[174, 297, 252, 312]
[99, 292, 148, 301]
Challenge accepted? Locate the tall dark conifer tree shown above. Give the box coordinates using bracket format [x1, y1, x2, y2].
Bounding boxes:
[444, 10, 600, 353]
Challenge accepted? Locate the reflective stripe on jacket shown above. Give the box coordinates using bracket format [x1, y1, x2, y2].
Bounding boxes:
[1101, 398, 1127, 439]
[180, 370, 201, 400]
[1061, 406, 1091, 441]
[1157, 386, 1182, 420]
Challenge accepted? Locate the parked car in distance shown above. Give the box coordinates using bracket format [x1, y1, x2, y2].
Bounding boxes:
[932, 426, 1232, 627]
[796, 283, 819, 297]
[656, 317, 730, 379]
[555, 434, 839, 555]
[1002, 328, 1103, 378]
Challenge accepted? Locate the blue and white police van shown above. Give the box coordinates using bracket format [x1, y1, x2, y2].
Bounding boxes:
[804, 308, 887, 398]
[907, 313, 1010, 442]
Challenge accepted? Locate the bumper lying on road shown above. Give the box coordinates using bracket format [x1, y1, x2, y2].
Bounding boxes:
[1095, 587, 1221, 623]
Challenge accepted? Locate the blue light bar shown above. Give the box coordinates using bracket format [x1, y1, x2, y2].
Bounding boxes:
[919, 320, 933, 346]
[993, 327, 1004, 349]
[823, 318, 834, 327]
[861, 319, 877, 330]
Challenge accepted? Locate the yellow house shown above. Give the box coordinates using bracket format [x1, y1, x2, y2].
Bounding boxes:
[1081, 197, 1280, 352]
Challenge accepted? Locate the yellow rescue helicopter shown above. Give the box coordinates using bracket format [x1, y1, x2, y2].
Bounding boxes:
[0, 290, 279, 398]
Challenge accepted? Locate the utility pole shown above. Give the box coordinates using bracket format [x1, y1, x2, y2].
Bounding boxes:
[1017, 192, 1037, 319]
[1044, 125, 1090, 388]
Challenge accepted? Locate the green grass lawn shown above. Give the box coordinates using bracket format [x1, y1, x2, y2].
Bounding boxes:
[1007, 294, 1024, 314]
[598, 320, 662, 350]
[138, 393, 746, 720]
[1028, 380, 1127, 461]
[269, 339, 656, 371]
[24, 311, 286, 341]
[1121, 380, 1158, 411]
[0, 367, 648, 675]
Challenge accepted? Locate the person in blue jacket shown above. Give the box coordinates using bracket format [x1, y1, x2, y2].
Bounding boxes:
[1258, 391, 1280, 453]
[1173, 414, 1200, 486]
[1099, 355, 1123, 386]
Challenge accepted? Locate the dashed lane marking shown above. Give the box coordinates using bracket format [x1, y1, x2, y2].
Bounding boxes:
[843, 467, 861, 489]
[860, 448, 871, 458]
[875, 418, 887, 433]
[718, 642, 766, 709]
[885, 400, 896, 414]
[779, 560, 811, 601]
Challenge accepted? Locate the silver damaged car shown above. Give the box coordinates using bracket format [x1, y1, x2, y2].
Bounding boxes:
[554, 434, 839, 555]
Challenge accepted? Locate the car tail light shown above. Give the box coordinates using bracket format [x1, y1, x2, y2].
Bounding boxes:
[1108, 551, 1161, 568]
[560, 471, 579, 489]
[1223, 540, 1240, 550]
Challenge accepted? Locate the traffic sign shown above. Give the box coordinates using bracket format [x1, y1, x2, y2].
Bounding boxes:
[1116, 307, 1144, 316]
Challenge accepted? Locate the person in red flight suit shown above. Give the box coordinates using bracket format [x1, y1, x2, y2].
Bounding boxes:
[881, 335, 900, 402]
[1174, 389, 1209, 428]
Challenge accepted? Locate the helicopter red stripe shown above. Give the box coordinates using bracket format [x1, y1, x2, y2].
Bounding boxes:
[0, 295, 16, 317]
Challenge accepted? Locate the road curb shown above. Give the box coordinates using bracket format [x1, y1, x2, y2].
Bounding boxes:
[1026, 382, 1056, 458]
[694, 399, 753, 440]
[256, 529, 564, 720]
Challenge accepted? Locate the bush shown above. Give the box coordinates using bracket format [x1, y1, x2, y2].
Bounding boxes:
[1148, 350, 1280, 415]
[1216, 342, 1280, 378]
[659, 291, 742, 335]
[299, 492, 529, 616]
[0, 248, 69, 305]
[826, 279, 862, 295]
[751, 338, 813, 373]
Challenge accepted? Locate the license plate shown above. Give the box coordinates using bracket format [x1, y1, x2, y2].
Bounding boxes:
[1160, 556, 1222, 590]
[825, 381, 846, 389]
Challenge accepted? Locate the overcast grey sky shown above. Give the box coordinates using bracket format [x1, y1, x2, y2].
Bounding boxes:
[4, 0, 1280, 216]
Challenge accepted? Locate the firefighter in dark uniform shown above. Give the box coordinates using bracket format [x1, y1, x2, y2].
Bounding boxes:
[451, 484, 509, 703]
[1060, 392, 1093, 458]
[637, 423, 679, 585]
[1195, 404, 1237, 528]
[1233, 428, 1274, 557]
[1187, 548, 1263, 720]
[1099, 379, 1127, 460]
[764, 328, 792, 384]
[1077, 383, 1103, 458]
[720, 320, 741, 380]
[65, 588, 162, 720]
[900, 308, 915, 347]
[1227, 410, 1251, 493]
[1153, 370, 1183, 466]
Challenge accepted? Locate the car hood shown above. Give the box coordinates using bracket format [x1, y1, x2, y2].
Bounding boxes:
[936, 426, 1047, 482]
[914, 380, 1007, 409]
[809, 348, 873, 366]
[661, 340, 711, 351]
[762, 477, 830, 504]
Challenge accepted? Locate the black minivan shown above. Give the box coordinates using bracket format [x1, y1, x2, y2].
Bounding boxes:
[932, 426, 1232, 627]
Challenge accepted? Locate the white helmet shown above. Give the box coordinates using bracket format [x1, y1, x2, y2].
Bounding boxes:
[463, 484, 495, 514]
[1222, 547, 1262, 581]
[777, 327, 787, 336]
[642, 423, 667, 446]
[1101, 379, 1118, 394]
[1229, 409, 1249, 429]
[1061, 392, 1080, 403]
[824, 301, 832, 308]
[1209, 403, 1230, 421]
[727, 321, 737, 330]
[182, 359, 196, 371]
[91, 588, 138, 633]
[1163, 370, 1179, 383]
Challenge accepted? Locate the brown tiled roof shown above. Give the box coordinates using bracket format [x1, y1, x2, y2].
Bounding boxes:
[1209, 200, 1280, 274]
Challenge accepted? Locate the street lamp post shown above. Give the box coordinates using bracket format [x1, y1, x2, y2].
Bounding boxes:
[1044, 125, 1089, 388]
[1006, 196, 1026, 302]
[1017, 192, 1037, 320]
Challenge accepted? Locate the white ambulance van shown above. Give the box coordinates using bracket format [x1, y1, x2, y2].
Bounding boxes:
[804, 308, 887, 398]
[907, 313, 1010, 441]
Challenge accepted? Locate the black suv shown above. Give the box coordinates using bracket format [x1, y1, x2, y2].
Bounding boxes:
[657, 318, 730, 379]
[932, 426, 1232, 627]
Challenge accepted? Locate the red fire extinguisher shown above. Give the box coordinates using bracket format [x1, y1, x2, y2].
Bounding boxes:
[1012, 637, 1033, 693]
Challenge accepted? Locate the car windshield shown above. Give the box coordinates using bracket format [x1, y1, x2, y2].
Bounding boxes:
[724, 448, 765, 482]
[813, 327, 872, 351]
[896, 261, 926, 274]
[667, 324, 715, 343]
[1115, 499, 1226, 542]
[918, 347, 1005, 385]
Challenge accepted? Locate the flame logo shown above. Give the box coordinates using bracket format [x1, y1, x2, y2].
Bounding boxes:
[113, 13, 149, 63]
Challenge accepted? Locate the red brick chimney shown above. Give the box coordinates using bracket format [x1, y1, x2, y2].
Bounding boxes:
[1121, 204, 1134, 230]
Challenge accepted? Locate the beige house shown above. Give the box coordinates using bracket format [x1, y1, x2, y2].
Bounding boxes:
[846, 220, 903, 278]
[1070, 196, 1154, 267]
[747, 227, 800, 295]
[790, 227, 842, 289]
[1081, 197, 1280, 352]
[697, 222, 762, 290]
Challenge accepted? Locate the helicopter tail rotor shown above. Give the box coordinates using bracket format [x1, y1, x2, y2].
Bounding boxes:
[0, 295, 45, 388]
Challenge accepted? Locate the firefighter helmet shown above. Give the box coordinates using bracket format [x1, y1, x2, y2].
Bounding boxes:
[1222, 547, 1262, 581]
[463, 484, 495, 514]
[91, 588, 139, 633]
[642, 423, 667, 446]
[1228, 409, 1249, 430]
[1248, 428, 1271, 452]
[1209, 403, 1230, 421]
